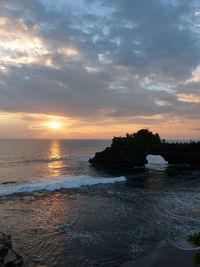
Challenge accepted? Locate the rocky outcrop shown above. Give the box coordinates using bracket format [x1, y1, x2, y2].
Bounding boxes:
[89, 129, 160, 169]
[89, 147, 147, 169]
[89, 129, 200, 170]
[0, 233, 23, 267]
[161, 143, 200, 168]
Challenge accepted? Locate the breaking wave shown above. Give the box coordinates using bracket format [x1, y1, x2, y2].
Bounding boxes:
[146, 154, 168, 170]
[0, 175, 126, 196]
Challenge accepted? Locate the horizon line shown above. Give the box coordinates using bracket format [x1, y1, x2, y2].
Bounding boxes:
[0, 138, 199, 141]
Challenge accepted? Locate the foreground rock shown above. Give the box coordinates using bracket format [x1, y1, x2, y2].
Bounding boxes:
[0, 233, 23, 267]
[89, 129, 200, 170]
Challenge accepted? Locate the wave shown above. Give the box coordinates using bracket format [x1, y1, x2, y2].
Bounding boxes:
[0, 175, 126, 196]
[146, 154, 168, 170]
[9, 157, 69, 165]
[0, 155, 93, 167]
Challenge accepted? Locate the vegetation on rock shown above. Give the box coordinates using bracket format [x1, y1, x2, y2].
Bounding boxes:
[112, 129, 162, 154]
[188, 232, 200, 247]
[188, 232, 200, 265]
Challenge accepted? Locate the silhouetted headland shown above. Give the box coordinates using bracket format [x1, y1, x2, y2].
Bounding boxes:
[89, 129, 200, 169]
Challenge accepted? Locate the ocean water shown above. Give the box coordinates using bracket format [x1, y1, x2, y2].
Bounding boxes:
[0, 140, 200, 266]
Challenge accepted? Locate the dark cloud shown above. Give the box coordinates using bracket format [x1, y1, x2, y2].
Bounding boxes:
[0, 0, 200, 124]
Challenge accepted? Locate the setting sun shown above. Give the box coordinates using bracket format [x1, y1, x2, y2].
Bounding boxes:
[48, 121, 61, 129]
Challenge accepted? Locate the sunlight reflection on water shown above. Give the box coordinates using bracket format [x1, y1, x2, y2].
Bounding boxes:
[48, 140, 65, 177]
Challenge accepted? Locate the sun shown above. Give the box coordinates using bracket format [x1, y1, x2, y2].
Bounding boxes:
[48, 121, 61, 129]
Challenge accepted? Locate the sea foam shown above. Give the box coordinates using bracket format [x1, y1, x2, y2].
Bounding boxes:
[146, 154, 168, 170]
[0, 175, 126, 196]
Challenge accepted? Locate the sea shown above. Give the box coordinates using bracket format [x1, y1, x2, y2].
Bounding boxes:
[0, 139, 200, 266]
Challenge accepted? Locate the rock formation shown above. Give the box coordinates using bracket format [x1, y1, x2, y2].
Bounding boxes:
[0, 233, 23, 267]
[161, 142, 200, 168]
[89, 146, 147, 169]
[89, 129, 200, 169]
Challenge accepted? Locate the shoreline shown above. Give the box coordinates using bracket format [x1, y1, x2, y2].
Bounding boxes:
[120, 246, 199, 267]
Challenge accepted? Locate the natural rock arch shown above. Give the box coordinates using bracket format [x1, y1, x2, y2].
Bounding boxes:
[89, 129, 200, 169]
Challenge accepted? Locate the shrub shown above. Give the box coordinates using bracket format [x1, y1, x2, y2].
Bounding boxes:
[112, 129, 162, 153]
[188, 232, 200, 247]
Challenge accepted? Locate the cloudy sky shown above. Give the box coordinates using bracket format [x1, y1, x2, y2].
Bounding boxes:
[0, 0, 200, 139]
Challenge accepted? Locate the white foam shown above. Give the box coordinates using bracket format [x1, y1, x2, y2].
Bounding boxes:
[146, 154, 168, 170]
[0, 175, 126, 196]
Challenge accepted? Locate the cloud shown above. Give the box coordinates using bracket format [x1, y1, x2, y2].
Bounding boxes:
[0, 0, 200, 136]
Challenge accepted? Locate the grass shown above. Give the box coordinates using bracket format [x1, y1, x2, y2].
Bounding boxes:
[193, 253, 200, 265]
[188, 232, 200, 247]
[188, 232, 200, 265]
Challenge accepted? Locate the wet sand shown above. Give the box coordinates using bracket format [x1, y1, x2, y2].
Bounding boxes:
[120, 246, 199, 267]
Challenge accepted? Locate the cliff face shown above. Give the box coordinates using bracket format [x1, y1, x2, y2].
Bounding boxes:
[89, 147, 147, 169]
[161, 143, 200, 168]
[89, 130, 200, 170]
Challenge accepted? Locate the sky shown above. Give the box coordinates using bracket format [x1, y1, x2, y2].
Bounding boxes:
[0, 0, 200, 139]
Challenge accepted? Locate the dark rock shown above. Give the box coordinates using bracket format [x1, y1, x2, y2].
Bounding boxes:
[0, 245, 8, 259]
[89, 129, 200, 170]
[161, 143, 200, 168]
[89, 147, 147, 169]
[0, 233, 23, 267]
[4, 251, 23, 267]
[0, 233, 12, 259]
[0, 256, 4, 266]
